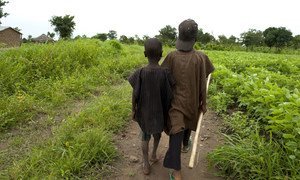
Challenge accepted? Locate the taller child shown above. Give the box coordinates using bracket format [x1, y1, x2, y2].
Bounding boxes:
[162, 19, 215, 180]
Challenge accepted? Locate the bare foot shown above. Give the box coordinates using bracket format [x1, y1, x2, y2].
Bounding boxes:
[173, 170, 182, 180]
[150, 155, 159, 163]
[143, 162, 150, 175]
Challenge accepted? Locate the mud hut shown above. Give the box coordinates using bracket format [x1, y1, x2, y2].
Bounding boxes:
[0, 26, 22, 47]
[32, 34, 54, 43]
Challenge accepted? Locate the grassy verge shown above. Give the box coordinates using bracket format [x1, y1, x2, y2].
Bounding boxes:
[1, 84, 132, 179]
[0, 39, 144, 131]
[0, 39, 146, 178]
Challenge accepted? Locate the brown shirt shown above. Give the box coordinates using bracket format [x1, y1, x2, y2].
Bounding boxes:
[162, 50, 214, 134]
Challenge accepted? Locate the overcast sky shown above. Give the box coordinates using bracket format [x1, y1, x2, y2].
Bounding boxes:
[2, 0, 300, 39]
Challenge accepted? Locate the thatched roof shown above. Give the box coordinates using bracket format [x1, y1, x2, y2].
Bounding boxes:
[32, 34, 54, 43]
[0, 26, 22, 34]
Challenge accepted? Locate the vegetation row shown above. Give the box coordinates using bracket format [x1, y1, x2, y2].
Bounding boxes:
[207, 51, 300, 179]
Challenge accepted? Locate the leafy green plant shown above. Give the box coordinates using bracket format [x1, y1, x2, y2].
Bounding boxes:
[0, 39, 144, 130]
[207, 50, 300, 179]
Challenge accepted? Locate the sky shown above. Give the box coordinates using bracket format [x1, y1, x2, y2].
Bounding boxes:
[2, 0, 300, 39]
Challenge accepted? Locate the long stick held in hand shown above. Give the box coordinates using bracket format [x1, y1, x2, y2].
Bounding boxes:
[189, 73, 212, 169]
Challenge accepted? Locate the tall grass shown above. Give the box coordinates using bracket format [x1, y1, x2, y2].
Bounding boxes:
[0, 39, 147, 178]
[4, 84, 132, 179]
[0, 39, 144, 130]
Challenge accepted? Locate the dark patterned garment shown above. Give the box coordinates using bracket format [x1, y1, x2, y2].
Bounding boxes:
[128, 66, 175, 134]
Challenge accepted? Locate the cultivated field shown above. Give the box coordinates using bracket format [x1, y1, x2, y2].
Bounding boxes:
[0, 40, 299, 179]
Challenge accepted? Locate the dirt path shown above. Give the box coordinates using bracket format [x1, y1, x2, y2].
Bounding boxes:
[110, 110, 223, 180]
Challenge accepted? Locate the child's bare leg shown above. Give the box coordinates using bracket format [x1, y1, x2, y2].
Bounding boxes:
[151, 133, 161, 162]
[142, 136, 150, 174]
[173, 170, 182, 180]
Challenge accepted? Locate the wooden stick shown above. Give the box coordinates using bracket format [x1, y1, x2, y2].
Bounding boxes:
[189, 73, 212, 169]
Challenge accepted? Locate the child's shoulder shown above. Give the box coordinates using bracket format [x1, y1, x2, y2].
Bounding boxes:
[131, 67, 143, 75]
[128, 68, 143, 85]
[193, 49, 209, 58]
[167, 49, 206, 57]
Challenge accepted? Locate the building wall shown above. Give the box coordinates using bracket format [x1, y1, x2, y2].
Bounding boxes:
[0, 28, 22, 47]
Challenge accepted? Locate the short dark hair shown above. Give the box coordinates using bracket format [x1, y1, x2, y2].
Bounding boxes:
[144, 38, 162, 59]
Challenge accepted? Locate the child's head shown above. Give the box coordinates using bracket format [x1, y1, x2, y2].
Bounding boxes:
[176, 19, 198, 51]
[144, 38, 162, 61]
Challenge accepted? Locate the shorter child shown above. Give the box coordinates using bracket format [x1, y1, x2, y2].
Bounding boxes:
[128, 38, 175, 175]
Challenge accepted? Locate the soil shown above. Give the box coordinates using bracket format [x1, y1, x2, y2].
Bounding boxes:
[109, 110, 224, 180]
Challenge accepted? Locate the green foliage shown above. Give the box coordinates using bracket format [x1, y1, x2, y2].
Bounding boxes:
[7, 85, 132, 179]
[0, 40, 147, 178]
[197, 29, 215, 45]
[222, 112, 256, 137]
[241, 29, 264, 48]
[0, 0, 8, 24]
[156, 25, 177, 46]
[208, 133, 299, 179]
[47, 31, 55, 39]
[263, 27, 293, 49]
[292, 35, 300, 49]
[49, 15, 76, 39]
[0, 39, 144, 130]
[92, 33, 108, 41]
[218, 35, 237, 45]
[107, 30, 117, 40]
[207, 50, 300, 179]
[119, 35, 128, 44]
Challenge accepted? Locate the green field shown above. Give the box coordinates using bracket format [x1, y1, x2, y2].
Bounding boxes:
[206, 51, 300, 179]
[0, 40, 299, 179]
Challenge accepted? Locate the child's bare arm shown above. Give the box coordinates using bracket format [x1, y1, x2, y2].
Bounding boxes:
[131, 91, 137, 121]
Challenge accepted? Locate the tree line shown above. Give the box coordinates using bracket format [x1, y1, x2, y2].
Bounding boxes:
[45, 15, 300, 51]
[1, 0, 299, 51]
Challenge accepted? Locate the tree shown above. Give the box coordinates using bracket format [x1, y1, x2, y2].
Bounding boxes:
[218, 35, 228, 44]
[119, 35, 136, 44]
[128, 37, 135, 44]
[240, 29, 264, 48]
[292, 35, 300, 49]
[134, 35, 144, 45]
[27, 35, 32, 42]
[263, 27, 293, 49]
[47, 32, 55, 39]
[263, 27, 277, 48]
[92, 33, 107, 41]
[14, 27, 21, 32]
[276, 28, 293, 48]
[0, 0, 8, 24]
[142, 35, 150, 41]
[228, 35, 237, 44]
[49, 15, 76, 39]
[218, 35, 237, 44]
[156, 25, 177, 46]
[196, 29, 204, 42]
[196, 29, 215, 44]
[200, 32, 215, 44]
[107, 30, 117, 40]
[74, 35, 82, 39]
[119, 35, 128, 44]
[22, 38, 28, 43]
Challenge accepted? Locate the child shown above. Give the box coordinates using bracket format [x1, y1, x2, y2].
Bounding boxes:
[128, 38, 175, 175]
[162, 19, 214, 180]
